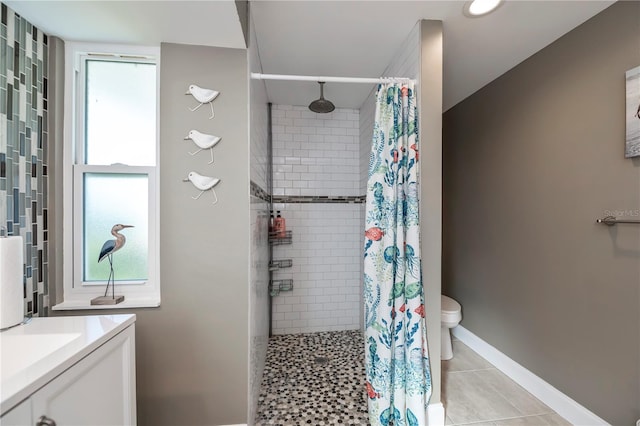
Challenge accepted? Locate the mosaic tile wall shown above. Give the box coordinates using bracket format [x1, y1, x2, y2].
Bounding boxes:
[0, 3, 49, 317]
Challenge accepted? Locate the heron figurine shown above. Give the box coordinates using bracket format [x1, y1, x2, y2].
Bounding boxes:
[91, 224, 134, 305]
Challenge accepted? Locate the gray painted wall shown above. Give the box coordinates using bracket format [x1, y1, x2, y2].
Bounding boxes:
[139, 41, 250, 426]
[443, 3, 640, 425]
[51, 43, 251, 426]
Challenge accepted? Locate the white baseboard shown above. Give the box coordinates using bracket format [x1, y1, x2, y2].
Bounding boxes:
[427, 402, 445, 426]
[452, 326, 610, 426]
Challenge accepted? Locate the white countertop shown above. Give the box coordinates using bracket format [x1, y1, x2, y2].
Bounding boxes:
[0, 314, 136, 414]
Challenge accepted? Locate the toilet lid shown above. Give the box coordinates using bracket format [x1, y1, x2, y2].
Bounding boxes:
[441, 295, 461, 313]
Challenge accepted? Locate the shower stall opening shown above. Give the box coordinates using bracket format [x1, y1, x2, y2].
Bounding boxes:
[256, 99, 369, 425]
[254, 70, 432, 426]
[249, 19, 445, 426]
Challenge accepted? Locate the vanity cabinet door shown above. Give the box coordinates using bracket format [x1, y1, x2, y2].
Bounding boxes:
[0, 398, 31, 426]
[31, 326, 136, 426]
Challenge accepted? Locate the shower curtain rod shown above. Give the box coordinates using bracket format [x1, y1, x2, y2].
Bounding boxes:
[251, 72, 416, 84]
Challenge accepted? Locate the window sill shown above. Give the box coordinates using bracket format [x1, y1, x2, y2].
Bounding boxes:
[52, 298, 160, 311]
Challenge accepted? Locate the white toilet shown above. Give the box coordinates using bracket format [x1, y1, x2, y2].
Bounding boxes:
[441, 295, 462, 360]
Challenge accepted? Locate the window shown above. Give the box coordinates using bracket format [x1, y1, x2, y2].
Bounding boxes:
[56, 43, 160, 309]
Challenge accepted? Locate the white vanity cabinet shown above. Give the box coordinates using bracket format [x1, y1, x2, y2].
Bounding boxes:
[0, 315, 136, 426]
[0, 400, 31, 425]
[32, 325, 135, 426]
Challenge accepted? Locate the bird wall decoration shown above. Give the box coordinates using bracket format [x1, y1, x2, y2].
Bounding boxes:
[183, 171, 221, 204]
[91, 224, 134, 305]
[184, 130, 222, 164]
[185, 84, 220, 119]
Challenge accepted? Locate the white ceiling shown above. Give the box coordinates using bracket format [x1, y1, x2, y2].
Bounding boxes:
[251, 1, 614, 110]
[6, 0, 614, 111]
[4, 1, 246, 49]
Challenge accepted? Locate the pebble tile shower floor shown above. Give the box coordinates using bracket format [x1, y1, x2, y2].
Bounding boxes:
[256, 332, 570, 426]
[255, 330, 371, 425]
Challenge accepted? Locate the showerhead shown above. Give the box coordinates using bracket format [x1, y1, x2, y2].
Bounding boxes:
[309, 82, 335, 114]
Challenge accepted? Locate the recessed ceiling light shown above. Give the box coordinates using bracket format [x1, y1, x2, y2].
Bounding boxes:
[463, 0, 503, 17]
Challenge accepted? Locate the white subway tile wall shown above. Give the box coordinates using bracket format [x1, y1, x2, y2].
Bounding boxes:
[359, 98, 375, 195]
[271, 105, 363, 335]
[358, 101, 374, 332]
[248, 17, 270, 425]
[271, 105, 361, 197]
[271, 203, 362, 334]
[250, 98, 269, 191]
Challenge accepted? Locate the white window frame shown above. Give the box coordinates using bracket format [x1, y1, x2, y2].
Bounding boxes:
[54, 42, 161, 310]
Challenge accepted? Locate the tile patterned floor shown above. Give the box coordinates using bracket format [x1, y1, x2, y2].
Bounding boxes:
[255, 330, 370, 425]
[256, 331, 571, 426]
[442, 339, 571, 426]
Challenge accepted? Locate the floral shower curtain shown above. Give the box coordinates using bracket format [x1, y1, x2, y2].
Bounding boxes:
[363, 82, 432, 426]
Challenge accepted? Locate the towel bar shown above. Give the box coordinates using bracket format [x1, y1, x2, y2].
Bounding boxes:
[596, 216, 640, 226]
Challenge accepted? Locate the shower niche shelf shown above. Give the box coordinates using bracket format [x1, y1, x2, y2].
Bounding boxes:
[269, 259, 293, 271]
[269, 230, 292, 245]
[269, 279, 293, 297]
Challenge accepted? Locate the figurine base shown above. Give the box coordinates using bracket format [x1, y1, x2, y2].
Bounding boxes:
[90, 295, 125, 305]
